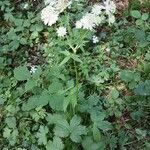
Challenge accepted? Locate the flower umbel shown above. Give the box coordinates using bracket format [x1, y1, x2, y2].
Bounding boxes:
[56, 26, 67, 37]
[41, 6, 59, 26]
[30, 66, 37, 74]
[92, 35, 99, 43]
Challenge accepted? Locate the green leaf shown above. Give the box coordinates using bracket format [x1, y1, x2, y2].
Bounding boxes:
[131, 10, 141, 19]
[46, 114, 65, 124]
[3, 127, 11, 139]
[97, 121, 112, 131]
[141, 13, 149, 20]
[25, 79, 37, 91]
[63, 96, 70, 112]
[110, 88, 119, 99]
[120, 70, 134, 83]
[46, 136, 64, 150]
[93, 123, 101, 142]
[71, 54, 82, 63]
[48, 79, 63, 94]
[69, 115, 87, 143]
[0, 96, 6, 105]
[22, 91, 50, 111]
[53, 115, 87, 142]
[54, 120, 70, 138]
[134, 80, 150, 96]
[49, 94, 64, 111]
[59, 56, 70, 67]
[36, 126, 49, 145]
[14, 66, 30, 81]
[5, 117, 16, 129]
[82, 136, 106, 150]
[145, 52, 150, 60]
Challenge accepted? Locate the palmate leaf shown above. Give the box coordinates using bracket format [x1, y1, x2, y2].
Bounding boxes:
[14, 65, 30, 81]
[46, 136, 64, 150]
[69, 115, 87, 142]
[54, 120, 70, 138]
[50, 115, 87, 143]
[134, 80, 150, 96]
[36, 125, 49, 145]
[22, 90, 50, 111]
[82, 136, 106, 150]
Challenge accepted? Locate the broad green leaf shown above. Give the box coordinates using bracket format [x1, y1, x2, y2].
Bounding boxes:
[5, 117, 16, 129]
[70, 124, 87, 142]
[36, 126, 49, 145]
[134, 80, 150, 96]
[93, 123, 101, 142]
[63, 96, 70, 112]
[110, 88, 119, 99]
[97, 121, 112, 131]
[22, 96, 38, 111]
[82, 136, 106, 150]
[120, 70, 134, 83]
[22, 91, 50, 111]
[48, 79, 63, 94]
[70, 115, 87, 143]
[46, 114, 65, 124]
[46, 136, 64, 150]
[70, 115, 81, 128]
[0, 96, 6, 105]
[14, 66, 30, 81]
[53, 115, 87, 142]
[49, 94, 64, 111]
[141, 13, 149, 20]
[3, 127, 11, 139]
[25, 79, 37, 91]
[131, 10, 141, 18]
[54, 120, 70, 138]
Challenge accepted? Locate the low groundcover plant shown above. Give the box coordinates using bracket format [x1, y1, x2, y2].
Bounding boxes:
[0, 0, 150, 150]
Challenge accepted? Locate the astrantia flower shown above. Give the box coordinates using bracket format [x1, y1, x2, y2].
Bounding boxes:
[41, 5, 59, 26]
[56, 0, 72, 12]
[44, 0, 57, 5]
[93, 15, 105, 25]
[75, 21, 82, 28]
[92, 4, 103, 15]
[80, 13, 96, 30]
[57, 26, 67, 37]
[108, 14, 115, 24]
[103, 0, 116, 15]
[92, 35, 99, 43]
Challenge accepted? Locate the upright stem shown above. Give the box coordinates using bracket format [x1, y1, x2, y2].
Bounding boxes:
[74, 60, 78, 101]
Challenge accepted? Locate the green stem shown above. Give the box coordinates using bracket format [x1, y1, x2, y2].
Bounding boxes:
[74, 60, 78, 103]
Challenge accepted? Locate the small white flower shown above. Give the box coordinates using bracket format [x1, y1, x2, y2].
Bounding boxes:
[30, 66, 37, 74]
[75, 21, 82, 28]
[103, 0, 116, 15]
[108, 14, 115, 24]
[44, 0, 57, 5]
[92, 4, 103, 15]
[92, 36, 99, 43]
[106, 47, 110, 52]
[56, 26, 67, 37]
[41, 5, 59, 26]
[80, 13, 96, 30]
[93, 15, 105, 25]
[23, 3, 29, 9]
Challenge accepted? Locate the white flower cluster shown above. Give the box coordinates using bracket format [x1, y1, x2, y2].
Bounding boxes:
[41, 0, 72, 26]
[56, 26, 67, 37]
[76, 0, 116, 30]
[41, 0, 116, 37]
